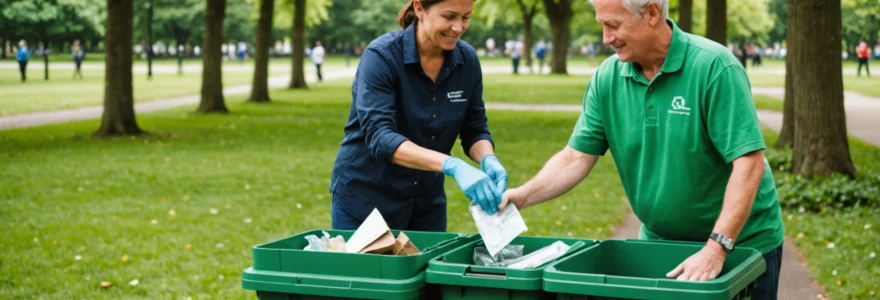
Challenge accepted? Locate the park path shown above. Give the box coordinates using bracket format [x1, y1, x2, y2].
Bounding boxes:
[0, 68, 355, 130]
[1, 64, 874, 300]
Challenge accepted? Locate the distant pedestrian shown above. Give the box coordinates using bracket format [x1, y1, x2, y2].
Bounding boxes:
[857, 41, 871, 77]
[535, 40, 547, 74]
[311, 40, 325, 82]
[16, 40, 29, 83]
[72, 39, 85, 79]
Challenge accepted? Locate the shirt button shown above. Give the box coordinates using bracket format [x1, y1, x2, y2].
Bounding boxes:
[414, 181, 418, 185]
[648, 88, 653, 92]
[648, 105, 654, 110]
[432, 97, 436, 102]
[432, 136, 436, 139]
[432, 114, 437, 119]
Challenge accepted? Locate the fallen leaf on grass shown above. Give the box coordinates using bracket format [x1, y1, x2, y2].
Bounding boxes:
[100, 281, 112, 288]
[836, 280, 842, 286]
[244, 218, 252, 223]
[183, 194, 190, 201]
[169, 209, 176, 217]
[151, 219, 159, 225]
[184, 244, 192, 250]
[796, 232, 805, 240]
[74, 255, 82, 261]
[129, 279, 139, 286]
[121, 255, 129, 263]
[555, 220, 562, 226]
[209, 208, 219, 215]
[216, 243, 224, 248]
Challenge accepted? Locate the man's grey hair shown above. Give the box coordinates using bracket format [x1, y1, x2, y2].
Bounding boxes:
[588, 0, 669, 20]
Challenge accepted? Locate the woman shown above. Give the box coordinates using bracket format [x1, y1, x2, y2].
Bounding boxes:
[329, 0, 506, 232]
[72, 40, 85, 79]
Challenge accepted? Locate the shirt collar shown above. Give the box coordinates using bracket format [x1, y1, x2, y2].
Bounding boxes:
[403, 23, 464, 66]
[661, 18, 688, 73]
[620, 18, 689, 77]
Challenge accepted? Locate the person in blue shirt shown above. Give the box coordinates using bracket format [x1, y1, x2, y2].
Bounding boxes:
[535, 40, 547, 74]
[17, 40, 30, 83]
[329, 0, 507, 231]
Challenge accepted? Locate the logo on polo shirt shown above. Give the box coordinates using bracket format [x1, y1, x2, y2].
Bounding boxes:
[447, 90, 467, 103]
[669, 96, 691, 116]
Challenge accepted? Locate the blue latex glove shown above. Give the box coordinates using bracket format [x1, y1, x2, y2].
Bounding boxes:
[480, 154, 508, 193]
[442, 157, 502, 214]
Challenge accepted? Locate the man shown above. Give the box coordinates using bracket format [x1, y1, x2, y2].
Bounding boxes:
[499, 0, 784, 298]
[311, 41, 325, 82]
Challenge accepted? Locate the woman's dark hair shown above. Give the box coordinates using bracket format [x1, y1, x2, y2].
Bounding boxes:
[397, 0, 446, 29]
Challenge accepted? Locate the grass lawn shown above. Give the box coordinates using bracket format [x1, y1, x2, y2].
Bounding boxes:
[753, 95, 784, 112]
[749, 73, 880, 98]
[763, 129, 880, 298]
[484, 73, 590, 104]
[0, 76, 627, 298]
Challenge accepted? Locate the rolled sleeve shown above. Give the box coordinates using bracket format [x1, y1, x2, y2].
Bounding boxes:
[568, 75, 609, 155]
[460, 59, 494, 155]
[705, 65, 766, 163]
[355, 48, 409, 164]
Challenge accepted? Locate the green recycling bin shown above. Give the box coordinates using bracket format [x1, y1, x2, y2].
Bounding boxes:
[426, 235, 596, 300]
[542, 239, 766, 300]
[241, 229, 476, 299]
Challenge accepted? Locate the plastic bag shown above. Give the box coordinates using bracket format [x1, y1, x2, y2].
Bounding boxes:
[469, 204, 528, 257]
[303, 230, 346, 252]
[473, 244, 524, 267]
[472, 241, 571, 269]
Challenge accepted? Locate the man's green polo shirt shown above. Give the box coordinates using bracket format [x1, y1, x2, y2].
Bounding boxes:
[568, 20, 784, 254]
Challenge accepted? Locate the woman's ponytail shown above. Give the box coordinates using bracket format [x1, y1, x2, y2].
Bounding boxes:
[397, 1, 418, 29]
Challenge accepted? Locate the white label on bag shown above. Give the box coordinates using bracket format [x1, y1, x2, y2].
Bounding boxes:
[470, 204, 528, 257]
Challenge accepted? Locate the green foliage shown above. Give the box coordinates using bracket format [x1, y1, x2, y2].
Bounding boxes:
[1, 0, 105, 45]
[273, 0, 332, 29]
[765, 146, 792, 172]
[841, 0, 880, 49]
[689, 0, 776, 44]
[766, 146, 880, 211]
[775, 172, 880, 211]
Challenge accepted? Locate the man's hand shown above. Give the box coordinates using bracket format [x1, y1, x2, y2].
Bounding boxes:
[666, 240, 728, 281]
[498, 187, 528, 210]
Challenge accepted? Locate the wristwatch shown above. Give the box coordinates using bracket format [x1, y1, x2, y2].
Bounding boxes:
[710, 232, 735, 253]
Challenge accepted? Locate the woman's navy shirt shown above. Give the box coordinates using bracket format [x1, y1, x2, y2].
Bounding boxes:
[329, 24, 493, 221]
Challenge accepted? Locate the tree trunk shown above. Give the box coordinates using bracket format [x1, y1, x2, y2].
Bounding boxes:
[706, 0, 726, 45]
[198, 0, 229, 113]
[249, 0, 274, 102]
[790, 0, 855, 178]
[543, 0, 572, 74]
[679, 0, 693, 32]
[43, 40, 49, 80]
[96, 0, 142, 136]
[776, 12, 796, 148]
[517, 0, 538, 74]
[177, 38, 185, 75]
[147, 1, 153, 80]
[289, 0, 307, 89]
[522, 17, 534, 73]
[1, 38, 6, 59]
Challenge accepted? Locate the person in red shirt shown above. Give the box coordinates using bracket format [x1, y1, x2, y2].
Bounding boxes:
[857, 41, 871, 77]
